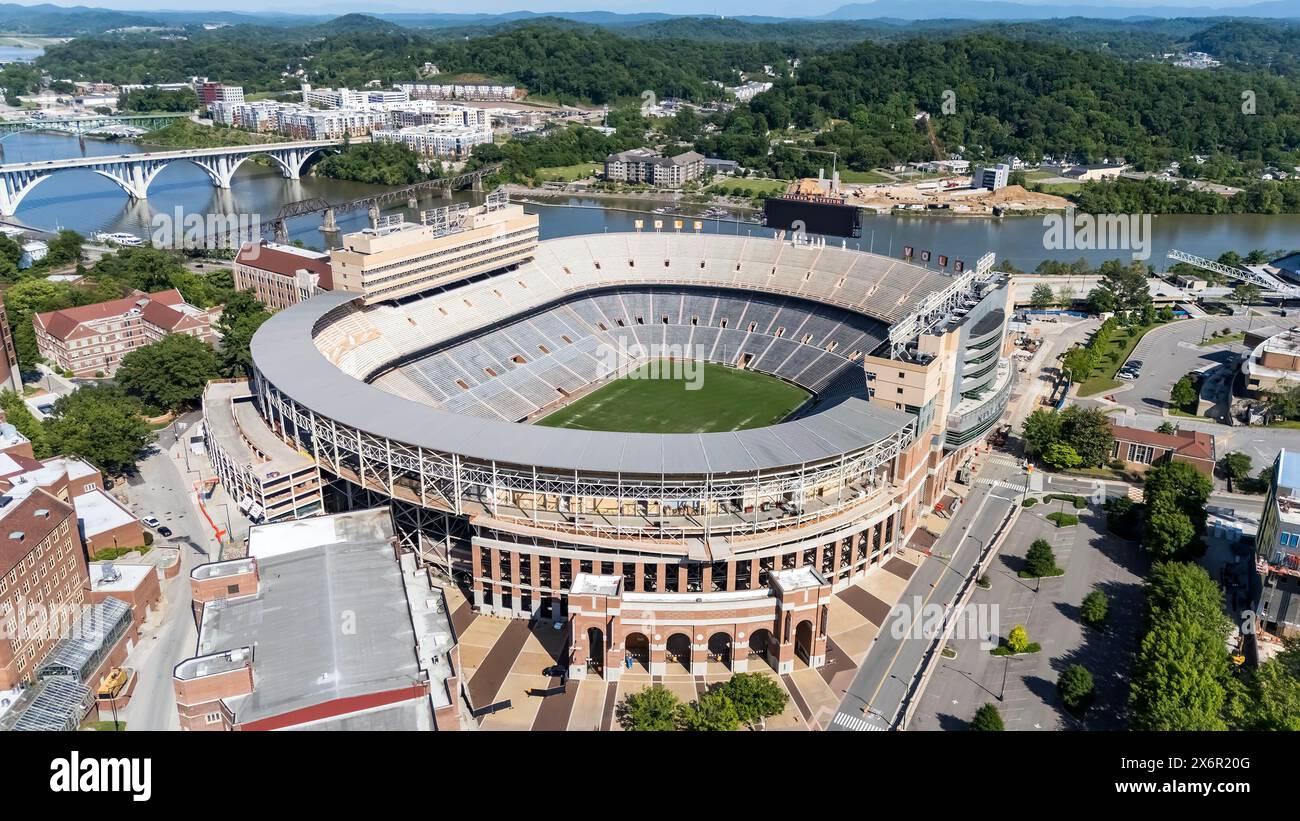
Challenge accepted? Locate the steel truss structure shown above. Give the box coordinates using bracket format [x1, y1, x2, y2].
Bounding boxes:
[254, 373, 915, 543]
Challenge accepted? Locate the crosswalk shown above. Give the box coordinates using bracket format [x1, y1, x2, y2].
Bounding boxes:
[977, 478, 1025, 492]
[832, 710, 889, 731]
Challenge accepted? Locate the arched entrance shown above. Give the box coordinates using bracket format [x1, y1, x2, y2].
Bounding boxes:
[624, 632, 650, 673]
[794, 620, 814, 668]
[665, 633, 692, 673]
[587, 627, 605, 676]
[707, 632, 732, 670]
[749, 628, 776, 671]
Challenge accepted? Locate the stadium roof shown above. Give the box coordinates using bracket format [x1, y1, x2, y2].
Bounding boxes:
[254, 289, 914, 475]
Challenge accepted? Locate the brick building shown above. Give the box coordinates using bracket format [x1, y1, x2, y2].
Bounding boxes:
[0, 295, 21, 394]
[0, 486, 82, 690]
[1108, 422, 1216, 477]
[33, 289, 214, 377]
[233, 241, 333, 311]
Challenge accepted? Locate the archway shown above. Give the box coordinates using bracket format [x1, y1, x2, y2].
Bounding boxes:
[748, 628, 776, 671]
[794, 620, 814, 668]
[624, 631, 650, 673]
[707, 632, 732, 670]
[665, 633, 692, 673]
[587, 626, 605, 676]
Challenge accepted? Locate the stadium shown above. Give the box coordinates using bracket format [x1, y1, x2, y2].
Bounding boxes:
[234, 197, 1014, 680]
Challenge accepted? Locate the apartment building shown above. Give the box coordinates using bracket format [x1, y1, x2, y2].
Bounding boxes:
[199, 82, 244, 107]
[372, 123, 493, 158]
[329, 192, 539, 305]
[604, 149, 706, 188]
[233, 241, 333, 310]
[33, 289, 214, 378]
[398, 82, 516, 101]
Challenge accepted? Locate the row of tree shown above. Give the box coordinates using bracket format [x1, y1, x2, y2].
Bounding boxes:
[618, 673, 788, 731]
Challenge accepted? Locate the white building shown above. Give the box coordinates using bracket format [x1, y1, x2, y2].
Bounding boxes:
[373, 123, 493, 158]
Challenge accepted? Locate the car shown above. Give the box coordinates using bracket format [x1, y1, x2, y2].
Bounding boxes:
[141, 516, 161, 528]
[1117, 370, 1137, 381]
[542, 665, 566, 678]
[156, 526, 173, 538]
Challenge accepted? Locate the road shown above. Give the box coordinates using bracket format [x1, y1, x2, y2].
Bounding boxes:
[115, 411, 215, 731]
[829, 456, 1024, 730]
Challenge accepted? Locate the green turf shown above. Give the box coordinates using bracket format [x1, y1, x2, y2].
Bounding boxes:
[536, 362, 810, 433]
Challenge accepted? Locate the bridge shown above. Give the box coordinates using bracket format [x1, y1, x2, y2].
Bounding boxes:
[0, 138, 348, 216]
[1167, 249, 1300, 299]
[0, 112, 191, 139]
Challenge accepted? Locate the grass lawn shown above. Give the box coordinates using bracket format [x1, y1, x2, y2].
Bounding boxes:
[709, 178, 789, 197]
[1076, 321, 1169, 397]
[841, 169, 891, 184]
[1036, 182, 1083, 195]
[1198, 332, 1245, 347]
[536, 362, 809, 433]
[535, 162, 600, 182]
[83, 720, 127, 731]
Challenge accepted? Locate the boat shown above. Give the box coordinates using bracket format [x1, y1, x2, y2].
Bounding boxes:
[93, 231, 144, 247]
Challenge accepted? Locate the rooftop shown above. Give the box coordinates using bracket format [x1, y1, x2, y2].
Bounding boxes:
[73, 489, 137, 538]
[203, 380, 315, 480]
[1110, 421, 1215, 462]
[186, 508, 428, 728]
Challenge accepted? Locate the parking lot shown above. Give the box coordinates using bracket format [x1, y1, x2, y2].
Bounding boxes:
[910, 498, 1147, 730]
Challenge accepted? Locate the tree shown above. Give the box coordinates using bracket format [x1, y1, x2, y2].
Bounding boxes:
[0, 390, 50, 457]
[714, 672, 788, 726]
[1129, 562, 1232, 731]
[1155, 421, 1175, 434]
[1081, 589, 1109, 627]
[1025, 538, 1059, 577]
[116, 334, 221, 414]
[1218, 451, 1253, 492]
[1170, 375, 1197, 411]
[617, 684, 682, 731]
[1144, 496, 1197, 561]
[679, 689, 740, 731]
[216, 304, 271, 377]
[1245, 637, 1300, 730]
[44, 385, 155, 475]
[1058, 664, 1095, 712]
[1041, 441, 1081, 471]
[1057, 406, 1114, 467]
[1030, 283, 1055, 309]
[1021, 408, 1061, 458]
[1007, 625, 1030, 654]
[41, 229, 84, 269]
[1231, 282, 1262, 307]
[1061, 347, 1094, 383]
[970, 703, 1004, 730]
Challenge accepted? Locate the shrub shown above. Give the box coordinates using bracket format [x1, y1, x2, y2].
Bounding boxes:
[1022, 497, 1038, 508]
[1081, 589, 1109, 627]
[1025, 538, 1060, 577]
[1047, 512, 1079, 527]
[970, 703, 1004, 731]
[1007, 625, 1030, 654]
[1058, 664, 1096, 712]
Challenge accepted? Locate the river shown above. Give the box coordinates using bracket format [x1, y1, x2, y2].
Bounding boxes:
[4, 131, 1300, 270]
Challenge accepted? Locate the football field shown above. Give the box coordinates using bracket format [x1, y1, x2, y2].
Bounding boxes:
[536, 362, 810, 433]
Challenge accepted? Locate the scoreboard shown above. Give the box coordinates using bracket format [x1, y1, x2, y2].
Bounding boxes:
[763, 196, 862, 238]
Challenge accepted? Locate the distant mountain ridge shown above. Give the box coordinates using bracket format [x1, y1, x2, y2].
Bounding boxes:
[3, 1, 1300, 36]
[818, 0, 1300, 21]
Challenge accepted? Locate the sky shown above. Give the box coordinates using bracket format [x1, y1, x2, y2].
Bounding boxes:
[10, 0, 1272, 14]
